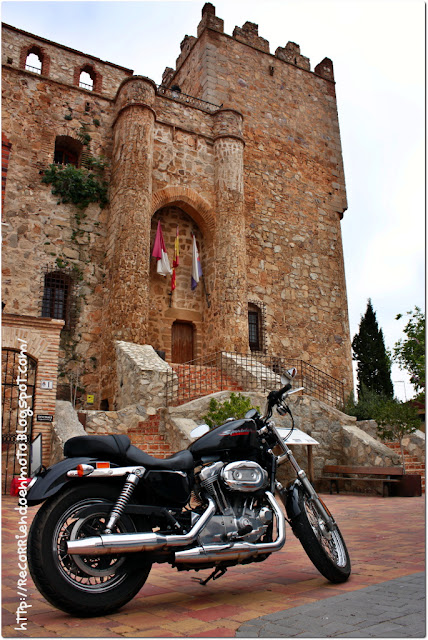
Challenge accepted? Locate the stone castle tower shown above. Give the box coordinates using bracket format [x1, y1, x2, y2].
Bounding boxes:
[2, 4, 352, 413]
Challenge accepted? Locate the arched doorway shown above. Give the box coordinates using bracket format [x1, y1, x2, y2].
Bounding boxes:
[2, 348, 37, 493]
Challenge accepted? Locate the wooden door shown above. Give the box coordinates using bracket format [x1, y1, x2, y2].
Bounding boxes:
[171, 322, 194, 363]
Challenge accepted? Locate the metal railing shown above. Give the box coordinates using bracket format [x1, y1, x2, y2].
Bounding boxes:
[25, 64, 41, 74]
[157, 85, 222, 113]
[79, 81, 93, 91]
[165, 352, 345, 409]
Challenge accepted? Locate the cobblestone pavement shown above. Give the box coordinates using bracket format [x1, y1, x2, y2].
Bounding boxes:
[236, 572, 426, 637]
[2, 493, 425, 637]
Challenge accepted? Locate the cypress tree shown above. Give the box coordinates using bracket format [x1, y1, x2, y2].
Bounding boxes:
[352, 299, 394, 398]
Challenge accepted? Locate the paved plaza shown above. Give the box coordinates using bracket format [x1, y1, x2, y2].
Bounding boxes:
[2, 493, 425, 637]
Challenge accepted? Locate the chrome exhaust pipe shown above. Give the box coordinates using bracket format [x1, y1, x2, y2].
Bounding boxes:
[174, 491, 285, 565]
[67, 497, 216, 556]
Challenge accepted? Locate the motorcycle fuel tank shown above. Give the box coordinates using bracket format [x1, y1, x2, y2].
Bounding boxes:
[189, 418, 259, 461]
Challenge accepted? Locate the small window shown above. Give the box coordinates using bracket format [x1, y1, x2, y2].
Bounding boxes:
[42, 271, 72, 328]
[248, 311, 260, 351]
[54, 136, 82, 167]
[25, 51, 42, 74]
[79, 70, 94, 91]
[248, 302, 266, 353]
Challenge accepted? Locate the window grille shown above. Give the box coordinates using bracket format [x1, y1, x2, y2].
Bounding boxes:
[248, 301, 266, 353]
[41, 269, 74, 329]
[248, 311, 260, 351]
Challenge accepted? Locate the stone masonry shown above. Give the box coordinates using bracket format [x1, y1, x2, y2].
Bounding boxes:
[2, 4, 352, 422]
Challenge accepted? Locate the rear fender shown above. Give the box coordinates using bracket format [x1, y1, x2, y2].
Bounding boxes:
[27, 457, 101, 506]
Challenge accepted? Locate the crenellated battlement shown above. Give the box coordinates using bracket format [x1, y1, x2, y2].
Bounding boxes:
[232, 21, 270, 54]
[163, 3, 335, 86]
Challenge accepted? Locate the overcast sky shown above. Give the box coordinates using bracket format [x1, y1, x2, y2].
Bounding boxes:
[2, 0, 425, 400]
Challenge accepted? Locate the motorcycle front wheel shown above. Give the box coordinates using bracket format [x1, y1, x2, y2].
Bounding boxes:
[28, 483, 152, 617]
[291, 485, 351, 583]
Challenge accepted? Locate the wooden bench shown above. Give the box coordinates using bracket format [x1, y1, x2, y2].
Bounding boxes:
[322, 465, 404, 497]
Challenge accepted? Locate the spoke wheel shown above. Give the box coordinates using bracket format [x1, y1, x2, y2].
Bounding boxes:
[55, 499, 130, 588]
[291, 486, 351, 583]
[303, 497, 348, 568]
[28, 483, 152, 617]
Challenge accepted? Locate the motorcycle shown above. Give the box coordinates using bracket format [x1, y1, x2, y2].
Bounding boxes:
[26, 377, 351, 617]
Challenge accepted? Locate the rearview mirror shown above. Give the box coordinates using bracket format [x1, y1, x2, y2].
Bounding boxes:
[280, 367, 297, 385]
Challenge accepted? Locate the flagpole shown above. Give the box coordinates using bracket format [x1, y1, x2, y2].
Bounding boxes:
[202, 276, 211, 308]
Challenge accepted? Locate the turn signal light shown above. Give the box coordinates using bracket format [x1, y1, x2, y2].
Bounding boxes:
[74, 464, 94, 477]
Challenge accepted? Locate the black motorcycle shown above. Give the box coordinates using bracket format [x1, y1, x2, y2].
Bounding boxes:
[26, 379, 351, 617]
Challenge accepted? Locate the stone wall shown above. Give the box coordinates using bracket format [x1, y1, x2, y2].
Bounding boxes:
[50, 400, 86, 464]
[2, 23, 133, 99]
[115, 341, 173, 410]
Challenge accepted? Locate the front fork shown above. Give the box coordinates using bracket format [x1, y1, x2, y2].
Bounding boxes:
[270, 422, 335, 532]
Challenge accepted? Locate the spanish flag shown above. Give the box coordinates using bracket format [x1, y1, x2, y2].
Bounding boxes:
[171, 226, 179, 291]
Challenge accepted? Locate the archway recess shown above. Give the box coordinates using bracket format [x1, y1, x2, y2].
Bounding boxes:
[151, 186, 215, 236]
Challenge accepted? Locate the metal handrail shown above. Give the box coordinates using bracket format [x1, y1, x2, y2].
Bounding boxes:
[25, 64, 41, 74]
[165, 351, 345, 409]
[157, 85, 222, 112]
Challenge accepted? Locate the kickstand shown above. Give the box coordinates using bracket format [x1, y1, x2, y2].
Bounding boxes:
[192, 566, 227, 586]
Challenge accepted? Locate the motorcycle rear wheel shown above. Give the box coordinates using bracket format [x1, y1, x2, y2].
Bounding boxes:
[28, 483, 152, 617]
[292, 486, 351, 583]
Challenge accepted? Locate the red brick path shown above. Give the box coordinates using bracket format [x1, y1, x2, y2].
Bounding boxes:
[2, 493, 425, 637]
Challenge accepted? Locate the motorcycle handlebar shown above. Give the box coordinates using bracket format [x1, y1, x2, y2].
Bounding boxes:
[267, 383, 292, 406]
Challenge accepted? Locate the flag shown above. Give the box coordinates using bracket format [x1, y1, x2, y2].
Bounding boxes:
[171, 226, 179, 291]
[173, 226, 179, 269]
[191, 234, 203, 290]
[152, 220, 172, 276]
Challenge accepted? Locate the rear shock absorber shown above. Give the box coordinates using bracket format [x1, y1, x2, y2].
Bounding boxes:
[104, 468, 144, 533]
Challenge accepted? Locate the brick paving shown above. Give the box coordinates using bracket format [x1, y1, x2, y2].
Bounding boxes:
[236, 572, 425, 637]
[2, 493, 425, 637]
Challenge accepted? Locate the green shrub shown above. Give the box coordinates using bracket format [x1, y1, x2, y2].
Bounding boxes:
[345, 387, 420, 471]
[42, 164, 108, 210]
[202, 393, 260, 429]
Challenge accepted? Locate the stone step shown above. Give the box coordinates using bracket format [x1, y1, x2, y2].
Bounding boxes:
[383, 441, 425, 492]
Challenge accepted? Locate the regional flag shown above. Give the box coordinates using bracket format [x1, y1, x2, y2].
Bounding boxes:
[152, 221, 172, 277]
[191, 234, 203, 290]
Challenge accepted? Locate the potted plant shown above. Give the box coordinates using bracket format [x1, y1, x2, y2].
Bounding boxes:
[376, 400, 422, 497]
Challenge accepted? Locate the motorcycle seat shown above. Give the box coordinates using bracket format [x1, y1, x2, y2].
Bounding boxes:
[64, 434, 194, 471]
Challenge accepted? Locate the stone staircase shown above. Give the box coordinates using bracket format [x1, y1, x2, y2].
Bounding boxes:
[170, 363, 243, 406]
[384, 441, 425, 492]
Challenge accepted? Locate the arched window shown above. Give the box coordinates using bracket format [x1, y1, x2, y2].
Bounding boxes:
[79, 67, 95, 91]
[41, 271, 73, 328]
[54, 136, 82, 167]
[25, 50, 42, 74]
[248, 302, 266, 353]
